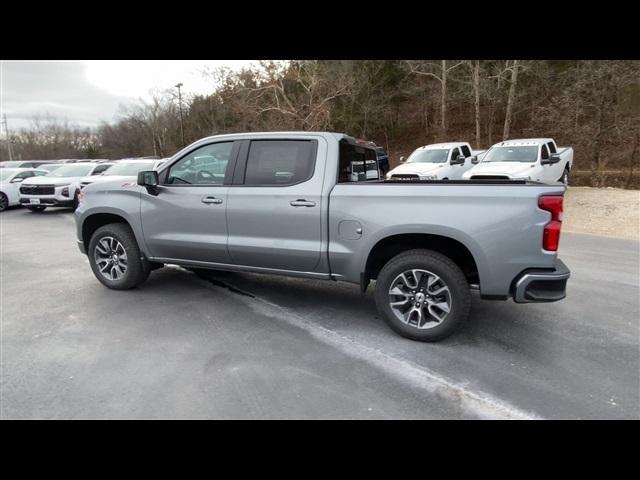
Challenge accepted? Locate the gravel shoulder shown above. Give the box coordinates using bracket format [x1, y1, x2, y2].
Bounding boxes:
[563, 187, 640, 241]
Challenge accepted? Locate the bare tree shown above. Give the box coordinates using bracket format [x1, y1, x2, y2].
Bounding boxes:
[503, 60, 520, 140]
[406, 60, 464, 136]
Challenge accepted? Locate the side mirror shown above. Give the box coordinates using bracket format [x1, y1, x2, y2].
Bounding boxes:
[11, 177, 24, 183]
[137, 170, 159, 195]
[541, 153, 561, 165]
[470, 155, 479, 165]
[399, 156, 406, 163]
[451, 154, 465, 165]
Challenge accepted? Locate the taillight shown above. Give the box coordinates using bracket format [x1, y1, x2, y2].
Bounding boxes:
[539, 195, 563, 251]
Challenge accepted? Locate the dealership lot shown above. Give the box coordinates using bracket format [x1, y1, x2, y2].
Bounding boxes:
[1, 207, 638, 419]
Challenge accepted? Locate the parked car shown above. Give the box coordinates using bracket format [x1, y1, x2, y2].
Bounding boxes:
[462, 138, 574, 185]
[0, 160, 52, 169]
[75, 132, 570, 342]
[0, 168, 49, 211]
[387, 142, 482, 181]
[19, 162, 114, 212]
[79, 159, 166, 190]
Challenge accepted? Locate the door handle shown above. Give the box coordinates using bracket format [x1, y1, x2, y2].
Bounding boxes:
[290, 199, 316, 207]
[201, 196, 223, 205]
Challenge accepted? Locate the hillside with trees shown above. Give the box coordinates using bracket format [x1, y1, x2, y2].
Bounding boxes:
[2, 60, 639, 188]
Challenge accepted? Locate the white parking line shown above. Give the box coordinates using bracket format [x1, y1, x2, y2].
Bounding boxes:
[193, 274, 542, 420]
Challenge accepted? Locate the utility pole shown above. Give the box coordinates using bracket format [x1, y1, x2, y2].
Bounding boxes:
[175, 82, 185, 147]
[2, 114, 14, 161]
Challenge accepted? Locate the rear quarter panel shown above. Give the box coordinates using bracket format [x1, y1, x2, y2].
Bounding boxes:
[328, 183, 566, 296]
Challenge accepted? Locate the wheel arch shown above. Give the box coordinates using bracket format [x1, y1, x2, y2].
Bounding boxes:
[82, 212, 137, 251]
[362, 232, 483, 291]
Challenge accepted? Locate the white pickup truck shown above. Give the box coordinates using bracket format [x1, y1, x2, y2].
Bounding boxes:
[463, 138, 573, 185]
[386, 142, 483, 181]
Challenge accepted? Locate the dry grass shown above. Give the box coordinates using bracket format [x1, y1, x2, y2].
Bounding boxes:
[564, 187, 640, 241]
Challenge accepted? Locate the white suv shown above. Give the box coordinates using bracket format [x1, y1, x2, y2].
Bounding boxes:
[19, 162, 113, 212]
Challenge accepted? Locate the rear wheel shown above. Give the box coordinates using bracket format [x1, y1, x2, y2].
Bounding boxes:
[26, 205, 47, 212]
[559, 167, 570, 186]
[0, 193, 7, 212]
[88, 223, 150, 290]
[374, 249, 471, 342]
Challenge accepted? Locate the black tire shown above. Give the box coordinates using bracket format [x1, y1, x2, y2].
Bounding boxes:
[26, 205, 47, 212]
[72, 190, 80, 210]
[87, 223, 150, 290]
[559, 167, 570, 186]
[0, 193, 7, 212]
[374, 249, 471, 342]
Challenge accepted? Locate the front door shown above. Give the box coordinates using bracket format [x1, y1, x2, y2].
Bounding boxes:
[226, 138, 324, 272]
[140, 141, 237, 264]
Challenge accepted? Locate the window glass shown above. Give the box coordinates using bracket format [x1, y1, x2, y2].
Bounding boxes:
[450, 148, 461, 161]
[460, 145, 471, 157]
[92, 164, 113, 175]
[406, 149, 448, 164]
[339, 142, 379, 182]
[547, 142, 557, 154]
[167, 142, 233, 185]
[245, 140, 315, 186]
[15, 171, 34, 179]
[541, 144, 549, 160]
[482, 146, 539, 163]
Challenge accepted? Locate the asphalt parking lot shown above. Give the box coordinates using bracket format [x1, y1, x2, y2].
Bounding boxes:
[1, 207, 638, 419]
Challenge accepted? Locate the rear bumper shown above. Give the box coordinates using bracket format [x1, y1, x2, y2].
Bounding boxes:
[512, 259, 570, 303]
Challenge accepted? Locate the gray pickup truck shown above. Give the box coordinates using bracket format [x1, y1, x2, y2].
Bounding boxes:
[75, 132, 570, 342]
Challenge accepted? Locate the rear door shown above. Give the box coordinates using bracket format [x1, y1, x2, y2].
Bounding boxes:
[226, 138, 324, 272]
[140, 141, 238, 264]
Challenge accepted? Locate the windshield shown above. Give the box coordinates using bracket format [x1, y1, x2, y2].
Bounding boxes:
[407, 149, 449, 164]
[1, 161, 23, 168]
[0, 169, 20, 181]
[49, 164, 95, 177]
[103, 161, 154, 176]
[482, 146, 539, 163]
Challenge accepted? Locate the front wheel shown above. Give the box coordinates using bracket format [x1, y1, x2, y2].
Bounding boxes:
[374, 249, 471, 342]
[88, 223, 150, 290]
[0, 193, 8, 212]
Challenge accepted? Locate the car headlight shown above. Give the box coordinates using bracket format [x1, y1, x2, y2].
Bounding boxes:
[62, 187, 69, 197]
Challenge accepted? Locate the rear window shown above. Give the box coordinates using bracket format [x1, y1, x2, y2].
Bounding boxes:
[244, 140, 316, 186]
[339, 141, 379, 182]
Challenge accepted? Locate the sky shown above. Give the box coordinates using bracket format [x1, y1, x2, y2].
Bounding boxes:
[0, 60, 258, 132]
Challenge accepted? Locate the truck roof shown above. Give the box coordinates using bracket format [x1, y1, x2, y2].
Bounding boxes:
[416, 142, 471, 151]
[495, 138, 554, 147]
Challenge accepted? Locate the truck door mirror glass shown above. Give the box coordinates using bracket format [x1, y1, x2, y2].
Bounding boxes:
[451, 154, 465, 165]
[137, 170, 159, 195]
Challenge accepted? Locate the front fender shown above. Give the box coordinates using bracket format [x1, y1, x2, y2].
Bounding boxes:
[75, 186, 145, 254]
